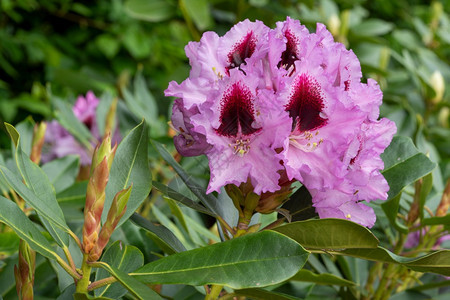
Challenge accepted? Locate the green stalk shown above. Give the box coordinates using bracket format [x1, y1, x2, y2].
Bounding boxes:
[205, 284, 223, 300]
[75, 254, 93, 293]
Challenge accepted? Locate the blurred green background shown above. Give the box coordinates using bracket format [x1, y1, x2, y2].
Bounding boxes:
[0, 0, 449, 167]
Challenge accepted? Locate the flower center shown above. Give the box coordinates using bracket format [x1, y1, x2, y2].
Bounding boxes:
[277, 29, 299, 76]
[216, 82, 261, 138]
[285, 74, 327, 132]
[229, 138, 251, 156]
[227, 32, 256, 74]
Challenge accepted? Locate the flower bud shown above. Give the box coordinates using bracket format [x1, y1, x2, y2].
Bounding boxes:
[436, 179, 450, 217]
[104, 98, 118, 139]
[88, 185, 132, 262]
[15, 240, 35, 300]
[30, 122, 47, 164]
[438, 107, 449, 128]
[82, 135, 116, 253]
[429, 71, 444, 104]
[328, 14, 341, 37]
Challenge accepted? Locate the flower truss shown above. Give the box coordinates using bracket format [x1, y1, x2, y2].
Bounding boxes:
[42, 91, 120, 166]
[166, 17, 396, 228]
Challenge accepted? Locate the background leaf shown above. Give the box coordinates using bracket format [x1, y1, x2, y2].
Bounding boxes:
[381, 136, 436, 232]
[130, 212, 186, 254]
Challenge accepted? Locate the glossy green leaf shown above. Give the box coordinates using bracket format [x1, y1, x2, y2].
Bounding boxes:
[0, 232, 20, 255]
[95, 261, 162, 300]
[103, 121, 151, 228]
[0, 196, 59, 260]
[233, 288, 300, 300]
[291, 269, 355, 286]
[381, 136, 436, 233]
[42, 155, 80, 194]
[279, 185, 317, 222]
[95, 241, 144, 299]
[130, 213, 186, 254]
[335, 247, 450, 276]
[133, 231, 309, 289]
[153, 141, 220, 216]
[125, 0, 175, 22]
[272, 219, 379, 250]
[153, 181, 214, 217]
[52, 96, 93, 149]
[5, 123, 70, 247]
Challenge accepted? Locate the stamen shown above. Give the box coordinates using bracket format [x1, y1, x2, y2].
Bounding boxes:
[346, 214, 351, 219]
[229, 139, 251, 157]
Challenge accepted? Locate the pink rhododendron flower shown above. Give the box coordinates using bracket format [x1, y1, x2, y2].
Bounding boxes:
[42, 91, 120, 166]
[166, 17, 396, 227]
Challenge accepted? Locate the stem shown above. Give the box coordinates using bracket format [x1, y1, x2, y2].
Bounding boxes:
[76, 254, 93, 293]
[217, 216, 235, 236]
[63, 246, 77, 273]
[179, 0, 200, 40]
[55, 255, 81, 280]
[88, 276, 117, 291]
[261, 218, 285, 231]
[205, 285, 223, 300]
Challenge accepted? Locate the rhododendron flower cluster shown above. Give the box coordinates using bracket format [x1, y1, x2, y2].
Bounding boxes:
[166, 18, 396, 227]
[42, 91, 120, 166]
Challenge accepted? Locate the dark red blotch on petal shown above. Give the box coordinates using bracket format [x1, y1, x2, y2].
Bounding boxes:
[278, 29, 299, 75]
[227, 32, 256, 73]
[286, 74, 327, 132]
[216, 82, 261, 137]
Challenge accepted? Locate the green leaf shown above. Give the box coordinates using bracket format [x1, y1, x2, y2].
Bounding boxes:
[351, 19, 393, 36]
[125, 0, 175, 22]
[42, 155, 80, 193]
[130, 213, 186, 254]
[153, 141, 221, 217]
[95, 261, 162, 300]
[121, 72, 158, 127]
[422, 214, 450, 225]
[0, 196, 59, 260]
[103, 121, 151, 228]
[335, 247, 450, 276]
[133, 231, 309, 289]
[0, 232, 20, 255]
[290, 269, 355, 286]
[95, 241, 144, 299]
[418, 173, 433, 220]
[3, 124, 70, 247]
[272, 219, 379, 250]
[381, 136, 436, 233]
[153, 181, 215, 217]
[382, 136, 436, 199]
[233, 288, 300, 300]
[181, 0, 212, 30]
[279, 185, 317, 222]
[52, 96, 93, 149]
